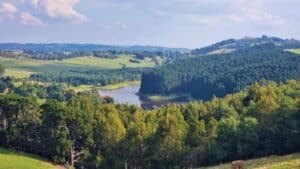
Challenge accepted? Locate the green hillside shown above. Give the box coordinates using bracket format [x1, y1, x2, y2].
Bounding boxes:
[198, 153, 300, 169]
[0, 148, 61, 169]
[140, 44, 300, 100]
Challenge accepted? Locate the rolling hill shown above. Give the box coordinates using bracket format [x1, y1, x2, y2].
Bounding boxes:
[140, 44, 300, 100]
[192, 35, 300, 55]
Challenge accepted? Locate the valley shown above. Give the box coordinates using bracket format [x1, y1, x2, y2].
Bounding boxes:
[0, 36, 300, 169]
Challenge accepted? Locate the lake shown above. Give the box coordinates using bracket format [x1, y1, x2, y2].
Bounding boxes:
[98, 85, 188, 109]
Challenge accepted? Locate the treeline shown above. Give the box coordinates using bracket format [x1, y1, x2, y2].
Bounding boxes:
[0, 47, 187, 62]
[140, 44, 300, 100]
[30, 68, 149, 86]
[0, 80, 299, 169]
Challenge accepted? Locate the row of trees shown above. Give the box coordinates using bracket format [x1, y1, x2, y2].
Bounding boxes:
[140, 44, 300, 100]
[0, 80, 299, 169]
[30, 68, 149, 86]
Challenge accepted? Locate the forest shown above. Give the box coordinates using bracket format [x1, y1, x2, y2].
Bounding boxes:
[140, 44, 300, 100]
[0, 74, 299, 168]
[30, 68, 150, 86]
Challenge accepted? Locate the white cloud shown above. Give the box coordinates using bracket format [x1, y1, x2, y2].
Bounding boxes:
[243, 8, 285, 26]
[162, 0, 285, 27]
[20, 12, 42, 25]
[31, 0, 39, 8]
[0, 2, 18, 19]
[43, 0, 86, 22]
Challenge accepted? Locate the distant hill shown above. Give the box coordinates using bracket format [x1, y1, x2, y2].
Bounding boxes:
[140, 44, 300, 99]
[192, 35, 300, 55]
[0, 43, 189, 53]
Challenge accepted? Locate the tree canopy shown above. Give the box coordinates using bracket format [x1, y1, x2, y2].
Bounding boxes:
[0, 80, 299, 168]
[140, 44, 300, 100]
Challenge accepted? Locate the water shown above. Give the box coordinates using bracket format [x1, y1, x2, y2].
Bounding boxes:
[98, 85, 188, 109]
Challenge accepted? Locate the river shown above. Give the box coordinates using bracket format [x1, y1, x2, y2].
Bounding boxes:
[98, 85, 188, 109]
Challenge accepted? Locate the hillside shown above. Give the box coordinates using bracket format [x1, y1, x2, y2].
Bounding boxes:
[0, 148, 62, 169]
[198, 153, 300, 169]
[192, 35, 300, 55]
[139, 44, 300, 99]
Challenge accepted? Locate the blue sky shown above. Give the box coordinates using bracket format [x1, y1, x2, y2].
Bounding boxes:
[0, 0, 299, 48]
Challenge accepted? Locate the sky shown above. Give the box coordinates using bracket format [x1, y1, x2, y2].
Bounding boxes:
[0, 0, 299, 48]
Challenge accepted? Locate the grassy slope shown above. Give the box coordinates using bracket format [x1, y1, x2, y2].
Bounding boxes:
[0, 148, 62, 169]
[286, 49, 300, 55]
[198, 153, 300, 169]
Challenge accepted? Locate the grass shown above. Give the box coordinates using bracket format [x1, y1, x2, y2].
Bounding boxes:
[69, 84, 95, 92]
[198, 153, 300, 169]
[62, 55, 155, 68]
[0, 147, 62, 169]
[98, 81, 141, 90]
[146, 94, 180, 101]
[3, 69, 33, 78]
[286, 49, 300, 55]
[0, 55, 155, 76]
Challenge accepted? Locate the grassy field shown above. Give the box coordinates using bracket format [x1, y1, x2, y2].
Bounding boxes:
[98, 81, 141, 90]
[198, 153, 300, 169]
[3, 69, 33, 78]
[69, 84, 95, 92]
[0, 147, 62, 169]
[0, 55, 155, 76]
[286, 49, 300, 55]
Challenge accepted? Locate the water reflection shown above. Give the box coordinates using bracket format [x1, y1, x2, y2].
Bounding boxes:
[98, 85, 187, 109]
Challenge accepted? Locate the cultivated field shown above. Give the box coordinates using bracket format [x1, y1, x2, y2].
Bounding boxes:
[1, 54, 155, 78]
[0, 148, 62, 169]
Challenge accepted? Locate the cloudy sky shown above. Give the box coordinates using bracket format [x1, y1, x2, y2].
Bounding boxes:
[0, 0, 299, 48]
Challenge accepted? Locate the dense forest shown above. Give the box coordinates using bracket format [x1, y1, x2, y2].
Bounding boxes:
[30, 68, 150, 86]
[140, 44, 300, 100]
[0, 80, 299, 169]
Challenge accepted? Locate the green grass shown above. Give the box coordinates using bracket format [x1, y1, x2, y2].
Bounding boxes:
[146, 94, 180, 101]
[62, 55, 155, 68]
[98, 81, 141, 90]
[198, 153, 300, 169]
[3, 69, 33, 78]
[0, 147, 62, 169]
[69, 84, 95, 92]
[286, 49, 300, 55]
[0, 55, 155, 77]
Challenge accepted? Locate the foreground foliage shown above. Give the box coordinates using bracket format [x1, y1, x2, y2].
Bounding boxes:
[0, 80, 299, 169]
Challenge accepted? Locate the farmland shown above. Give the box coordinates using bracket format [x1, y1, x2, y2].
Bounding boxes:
[0, 54, 156, 76]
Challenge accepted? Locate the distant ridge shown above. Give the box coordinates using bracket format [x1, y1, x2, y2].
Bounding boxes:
[192, 35, 300, 55]
[0, 43, 190, 53]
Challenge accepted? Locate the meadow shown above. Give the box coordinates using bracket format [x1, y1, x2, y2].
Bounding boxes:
[1, 54, 155, 78]
[198, 153, 300, 169]
[0, 148, 62, 169]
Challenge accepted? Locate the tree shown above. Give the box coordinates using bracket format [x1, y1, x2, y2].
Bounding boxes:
[0, 64, 4, 76]
[93, 104, 126, 168]
[152, 105, 188, 169]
